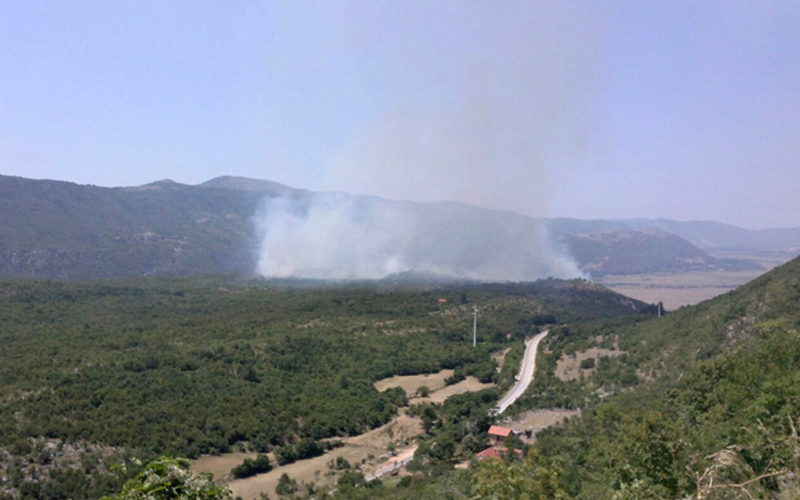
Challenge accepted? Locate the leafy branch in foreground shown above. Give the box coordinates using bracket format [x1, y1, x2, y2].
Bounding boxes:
[101, 456, 232, 500]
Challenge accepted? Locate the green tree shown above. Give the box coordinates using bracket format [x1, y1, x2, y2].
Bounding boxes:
[101, 456, 232, 500]
[275, 473, 297, 496]
[472, 448, 567, 500]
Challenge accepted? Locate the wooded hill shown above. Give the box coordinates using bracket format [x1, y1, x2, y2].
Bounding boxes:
[4, 253, 800, 499]
[560, 230, 761, 276]
[0, 174, 781, 280]
[527, 248, 800, 498]
[333, 253, 800, 500]
[0, 276, 650, 499]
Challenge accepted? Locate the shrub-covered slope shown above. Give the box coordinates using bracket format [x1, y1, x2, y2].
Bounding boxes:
[0, 276, 650, 498]
[529, 254, 800, 499]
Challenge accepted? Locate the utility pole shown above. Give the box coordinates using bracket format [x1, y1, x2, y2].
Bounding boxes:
[473, 304, 478, 347]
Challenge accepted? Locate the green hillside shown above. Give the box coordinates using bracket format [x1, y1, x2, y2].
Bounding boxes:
[4, 253, 800, 499]
[0, 176, 275, 279]
[525, 255, 800, 499]
[319, 255, 800, 500]
[0, 276, 649, 499]
[560, 230, 761, 276]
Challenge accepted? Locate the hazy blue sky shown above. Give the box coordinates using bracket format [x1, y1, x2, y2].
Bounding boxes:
[1, 1, 798, 228]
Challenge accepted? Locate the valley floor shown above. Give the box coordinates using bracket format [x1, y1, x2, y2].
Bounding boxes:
[598, 267, 774, 310]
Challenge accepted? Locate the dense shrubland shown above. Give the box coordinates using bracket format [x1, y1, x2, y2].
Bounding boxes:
[49, 257, 800, 500]
[317, 257, 800, 499]
[0, 275, 648, 498]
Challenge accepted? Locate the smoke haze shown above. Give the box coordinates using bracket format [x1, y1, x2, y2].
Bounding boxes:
[254, 193, 582, 281]
[322, 1, 606, 218]
[251, 3, 602, 281]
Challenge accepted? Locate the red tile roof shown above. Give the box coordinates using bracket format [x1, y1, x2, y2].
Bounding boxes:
[476, 447, 503, 460]
[488, 425, 512, 437]
[475, 446, 523, 461]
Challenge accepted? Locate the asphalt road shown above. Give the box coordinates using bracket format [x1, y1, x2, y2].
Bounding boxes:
[494, 329, 550, 415]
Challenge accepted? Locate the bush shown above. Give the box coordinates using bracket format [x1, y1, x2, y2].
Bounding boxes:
[275, 473, 297, 496]
[231, 454, 272, 479]
[275, 446, 297, 466]
[295, 438, 323, 460]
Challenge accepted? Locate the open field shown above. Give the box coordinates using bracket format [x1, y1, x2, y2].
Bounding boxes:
[597, 268, 771, 310]
[555, 346, 625, 382]
[226, 442, 384, 499]
[192, 452, 256, 482]
[373, 369, 454, 396]
[500, 409, 580, 442]
[413, 376, 495, 404]
[193, 412, 423, 500]
[194, 373, 496, 499]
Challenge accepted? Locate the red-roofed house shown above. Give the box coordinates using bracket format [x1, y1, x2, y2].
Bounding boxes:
[475, 446, 523, 462]
[488, 425, 512, 445]
[475, 447, 503, 461]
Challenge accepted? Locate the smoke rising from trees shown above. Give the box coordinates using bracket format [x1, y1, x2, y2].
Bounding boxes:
[254, 193, 582, 281]
[252, 2, 602, 281]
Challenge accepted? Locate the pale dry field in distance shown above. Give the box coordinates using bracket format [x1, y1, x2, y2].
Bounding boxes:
[597, 265, 778, 310]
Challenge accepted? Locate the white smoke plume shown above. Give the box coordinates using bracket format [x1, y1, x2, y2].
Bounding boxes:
[254, 193, 582, 281]
[254, 194, 413, 280]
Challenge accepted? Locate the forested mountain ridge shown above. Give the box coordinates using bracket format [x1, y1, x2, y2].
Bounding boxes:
[0, 174, 790, 280]
[0, 175, 273, 278]
[560, 230, 761, 276]
[550, 217, 800, 254]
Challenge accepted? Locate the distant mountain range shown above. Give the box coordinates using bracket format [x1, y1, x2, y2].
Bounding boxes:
[550, 218, 800, 255]
[0, 174, 796, 280]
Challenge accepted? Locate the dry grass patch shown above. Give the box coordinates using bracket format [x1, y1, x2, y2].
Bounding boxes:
[226, 444, 381, 500]
[492, 348, 511, 372]
[596, 268, 770, 310]
[555, 347, 625, 382]
[343, 412, 422, 449]
[191, 452, 255, 482]
[193, 412, 424, 500]
[374, 369, 453, 395]
[413, 377, 495, 404]
[501, 409, 580, 442]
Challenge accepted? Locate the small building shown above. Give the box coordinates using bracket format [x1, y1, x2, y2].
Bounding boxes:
[475, 447, 503, 461]
[488, 425, 512, 445]
[475, 446, 523, 462]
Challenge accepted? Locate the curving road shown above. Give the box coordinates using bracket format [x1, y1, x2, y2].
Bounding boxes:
[494, 329, 549, 415]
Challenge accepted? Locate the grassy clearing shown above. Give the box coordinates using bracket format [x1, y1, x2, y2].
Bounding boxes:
[191, 452, 256, 482]
[227, 443, 382, 499]
[555, 347, 625, 382]
[500, 409, 580, 442]
[191, 411, 426, 499]
[194, 373, 496, 499]
[491, 348, 511, 372]
[413, 377, 495, 404]
[222, 412, 422, 500]
[373, 369, 453, 396]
